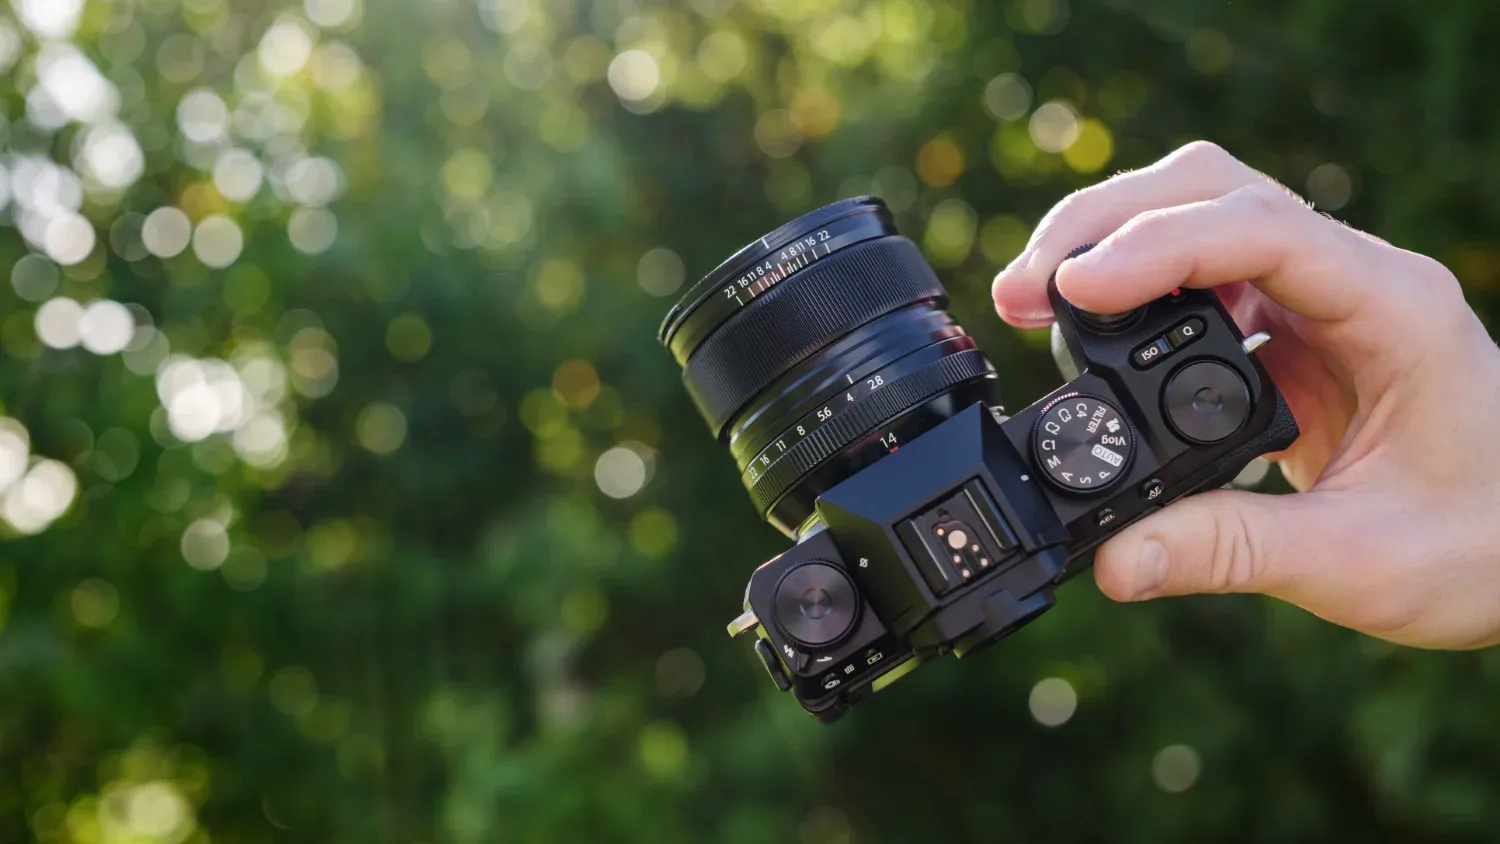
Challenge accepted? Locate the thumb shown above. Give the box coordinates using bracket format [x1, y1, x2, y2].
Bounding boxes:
[1092, 488, 1348, 603]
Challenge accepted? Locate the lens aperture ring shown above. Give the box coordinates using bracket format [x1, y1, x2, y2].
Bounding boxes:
[662, 200, 894, 362]
[737, 335, 973, 481]
[683, 236, 945, 438]
[747, 348, 994, 516]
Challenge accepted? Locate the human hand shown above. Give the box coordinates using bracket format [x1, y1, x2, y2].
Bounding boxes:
[992, 141, 1500, 649]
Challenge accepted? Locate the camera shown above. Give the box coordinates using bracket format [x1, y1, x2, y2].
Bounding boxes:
[658, 198, 1298, 722]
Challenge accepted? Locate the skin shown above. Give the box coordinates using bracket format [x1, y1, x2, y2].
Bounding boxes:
[991, 141, 1500, 650]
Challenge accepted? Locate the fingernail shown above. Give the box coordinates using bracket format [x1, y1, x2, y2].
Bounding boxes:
[1127, 540, 1169, 600]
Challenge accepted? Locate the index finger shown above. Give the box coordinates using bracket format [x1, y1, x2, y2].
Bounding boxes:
[1055, 182, 1418, 325]
[991, 141, 1266, 327]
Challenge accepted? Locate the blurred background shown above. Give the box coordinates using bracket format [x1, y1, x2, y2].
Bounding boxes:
[2, 0, 1500, 841]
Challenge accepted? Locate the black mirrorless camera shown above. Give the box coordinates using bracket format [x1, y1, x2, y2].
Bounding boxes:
[658, 198, 1298, 722]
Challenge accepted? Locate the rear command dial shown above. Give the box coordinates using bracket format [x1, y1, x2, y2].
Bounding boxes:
[1032, 395, 1134, 493]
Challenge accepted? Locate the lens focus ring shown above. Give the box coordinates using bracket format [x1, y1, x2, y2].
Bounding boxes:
[748, 348, 994, 516]
[682, 237, 945, 438]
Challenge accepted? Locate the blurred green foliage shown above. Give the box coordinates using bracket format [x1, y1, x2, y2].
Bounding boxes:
[2, 0, 1500, 842]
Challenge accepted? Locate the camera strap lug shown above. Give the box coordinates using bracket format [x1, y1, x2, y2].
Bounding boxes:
[727, 608, 760, 638]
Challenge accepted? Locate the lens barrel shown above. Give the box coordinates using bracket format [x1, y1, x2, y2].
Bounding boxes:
[662, 198, 997, 536]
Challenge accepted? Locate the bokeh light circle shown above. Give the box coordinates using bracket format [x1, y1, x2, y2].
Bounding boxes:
[1028, 676, 1078, 726]
[607, 50, 660, 102]
[193, 215, 245, 268]
[1030, 101, 1081, 153]
[36, 297, 84, 349]
[79, 300, 136, 355]
[143, 207, 192, 258]
[594, 447, 648, 499]
[1152, 745, 1202, 793]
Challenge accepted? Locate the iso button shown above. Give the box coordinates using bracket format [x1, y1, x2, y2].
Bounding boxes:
[1032, 395, 1135, 494]
[1132, 338, 1172, 368]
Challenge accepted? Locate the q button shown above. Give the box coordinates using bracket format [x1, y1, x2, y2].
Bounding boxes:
[1167, 318, 1206, 349]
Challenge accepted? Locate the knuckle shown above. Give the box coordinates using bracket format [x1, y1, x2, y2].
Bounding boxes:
[1169, 140, 1235, 172]
[1043, 188, 1098, 229]
[1235, 181, 1298, 216]
[1027, 191, 1090, 247]
[1113, 205, 1176, 240]
[1397, 252, 1472, 335]
[1409, 253, 1463, 298]
[1205, 506, 1267, 593]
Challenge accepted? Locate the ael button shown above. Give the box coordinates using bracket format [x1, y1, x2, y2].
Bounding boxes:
[753, 639, 793, 692]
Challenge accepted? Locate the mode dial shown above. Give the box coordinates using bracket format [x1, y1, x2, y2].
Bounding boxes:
[1032, 395, 1134, 493]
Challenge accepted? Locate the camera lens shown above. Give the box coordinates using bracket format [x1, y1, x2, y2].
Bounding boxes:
[773, 562, 860, 649]
[659, 198, 997, 535]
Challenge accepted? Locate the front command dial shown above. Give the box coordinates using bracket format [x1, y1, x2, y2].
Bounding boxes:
[1032, 395, 1134, 493]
